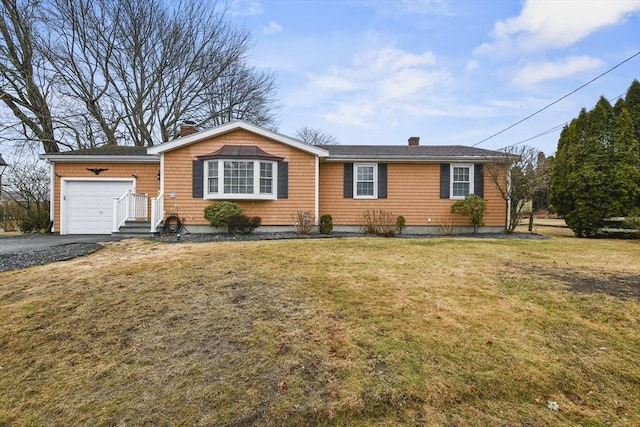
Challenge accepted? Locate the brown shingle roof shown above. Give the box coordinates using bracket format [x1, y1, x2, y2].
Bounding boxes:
[59, 145, 150, 156]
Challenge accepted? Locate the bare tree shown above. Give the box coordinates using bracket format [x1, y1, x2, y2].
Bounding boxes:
[485, 145, 550, 232]
[0, 0, 279, 152]
[2, 158, 50, 230]
[206, 62, 280, 131]
[0, 0, 58, 152]
[295, 126, 339, 145]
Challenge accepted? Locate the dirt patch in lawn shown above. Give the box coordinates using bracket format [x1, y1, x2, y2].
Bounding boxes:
[520, 265, 640, 299]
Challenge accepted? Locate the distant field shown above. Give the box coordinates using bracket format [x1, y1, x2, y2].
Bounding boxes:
[1, 227, 638, 426]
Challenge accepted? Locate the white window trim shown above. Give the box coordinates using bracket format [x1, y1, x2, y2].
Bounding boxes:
[354, 163, 378, 199]
[204, 159, 277, 200]
[450, 164, 474, 200]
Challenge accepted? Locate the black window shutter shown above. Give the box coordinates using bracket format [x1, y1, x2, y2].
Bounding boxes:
[277, 161, 288, 199]
[440, 164, 450, 199]
[192, 160, 203, 198]
[344, 163, 353, 198]
[474, 164, 484, 198]
[378, 163, 387, 199]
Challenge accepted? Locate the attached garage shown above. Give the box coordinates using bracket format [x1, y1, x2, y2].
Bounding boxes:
[62, 179, 134, 234]
[40, 146, 160, 235]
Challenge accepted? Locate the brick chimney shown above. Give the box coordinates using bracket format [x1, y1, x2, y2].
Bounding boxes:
[408, 136, 420, 146]
[180, 120, 198, 137]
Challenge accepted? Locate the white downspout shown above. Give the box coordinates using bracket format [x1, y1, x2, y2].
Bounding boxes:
[49, 161, 55, 232]
[506, 166, 512, 232]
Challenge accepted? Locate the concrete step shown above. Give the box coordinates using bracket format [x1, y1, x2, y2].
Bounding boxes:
[113, 220, 157, 237]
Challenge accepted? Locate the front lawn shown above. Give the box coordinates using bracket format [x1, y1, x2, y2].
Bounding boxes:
[1, 228, 638, 426]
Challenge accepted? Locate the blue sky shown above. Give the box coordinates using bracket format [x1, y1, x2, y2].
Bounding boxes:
[229, 0, 640, 155]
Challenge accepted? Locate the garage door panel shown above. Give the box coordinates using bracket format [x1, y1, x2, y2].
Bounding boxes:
[65, 180, 133, 234]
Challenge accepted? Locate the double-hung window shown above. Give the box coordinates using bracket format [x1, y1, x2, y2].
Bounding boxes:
[208, 161, 219, 193]
[451, 164, 473, 199]
[205, 159, 276, 200]
[354, 163, 377, 198]
[260, 162, 273, 194]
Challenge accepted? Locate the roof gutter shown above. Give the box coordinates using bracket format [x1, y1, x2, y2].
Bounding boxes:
[39, 154, 160, 163]
[322, 155, 506, 163]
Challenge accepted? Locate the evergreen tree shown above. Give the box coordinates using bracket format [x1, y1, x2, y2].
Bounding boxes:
[550, 110, 586, 229]
[551, 81, 640, 237]
[613, 98, 625, 116]
[612, 108, 640, 216]
[625, 79, 640, 140]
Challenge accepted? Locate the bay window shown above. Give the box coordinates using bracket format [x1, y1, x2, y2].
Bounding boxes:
[205, 159, 276, 199]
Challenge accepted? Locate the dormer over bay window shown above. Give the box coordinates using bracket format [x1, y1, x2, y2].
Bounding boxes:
[192, 145, 288, 200]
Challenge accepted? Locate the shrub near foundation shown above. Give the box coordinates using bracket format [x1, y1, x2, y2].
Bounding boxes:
[293, 211, 314, 235]
[227, 214, 261, 235]
[395, 215, 406, 235]
[204, 201, 244, 228]
[319, 214, 333, 234]
[359, 209, 397, 237]
[451, 194, 487, 233]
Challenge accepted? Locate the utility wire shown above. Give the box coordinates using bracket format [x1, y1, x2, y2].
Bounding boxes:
[472, 50, 640, 147]
[498, 91, 629, 150]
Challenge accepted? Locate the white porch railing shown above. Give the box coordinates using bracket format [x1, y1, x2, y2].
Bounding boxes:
[150, 192, 164, 233]
[112, 190, 149, 232]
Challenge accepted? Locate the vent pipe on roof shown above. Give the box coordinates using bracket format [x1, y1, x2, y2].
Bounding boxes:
[180, 120, 198, 137]
[408, 136, 420, 146]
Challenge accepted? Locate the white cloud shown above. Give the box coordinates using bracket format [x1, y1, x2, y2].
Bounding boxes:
[477, 0, 640, 53]
[367, 0, 451, 16]
[298, 46, 450, 128]
[396, 0, 450, 15]
[263, 21, 283, 35]
[512, 56, 604, 85]
[308, 72, 357, 92]
[465, 60, 479, 73]
[230, 0, 263, 17]
[356, 47, 436, 72]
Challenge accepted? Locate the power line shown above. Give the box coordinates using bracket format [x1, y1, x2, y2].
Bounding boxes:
[498, 91, 629, 150]
[472, 50, 640, 147]
[500, 123, 567, 150]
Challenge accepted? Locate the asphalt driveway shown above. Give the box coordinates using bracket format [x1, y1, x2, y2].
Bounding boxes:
[0, 233, 122, 255]
[0, 234, 125, 272]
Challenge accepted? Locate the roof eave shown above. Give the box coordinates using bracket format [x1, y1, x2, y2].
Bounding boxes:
[322, 155, 505, 163]
[39, 154, 160, 163]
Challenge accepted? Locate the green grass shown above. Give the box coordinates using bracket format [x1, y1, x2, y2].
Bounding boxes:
[1, 229, 639, 426]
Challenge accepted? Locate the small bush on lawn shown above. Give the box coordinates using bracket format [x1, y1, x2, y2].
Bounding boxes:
[204, 201, 244, 228]
[0, 202, 23, 232]
[319, 214, 333, 234]
[451, 194, 487, 233]
[227, 214, 261, 235]
[293, 211, 315, 235]
[19, 207, 50, 233]
[395, 215, 406, 235]
[359, 209, 397, 237]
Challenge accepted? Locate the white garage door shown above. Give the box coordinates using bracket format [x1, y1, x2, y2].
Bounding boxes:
[65, 180, 134, 234]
